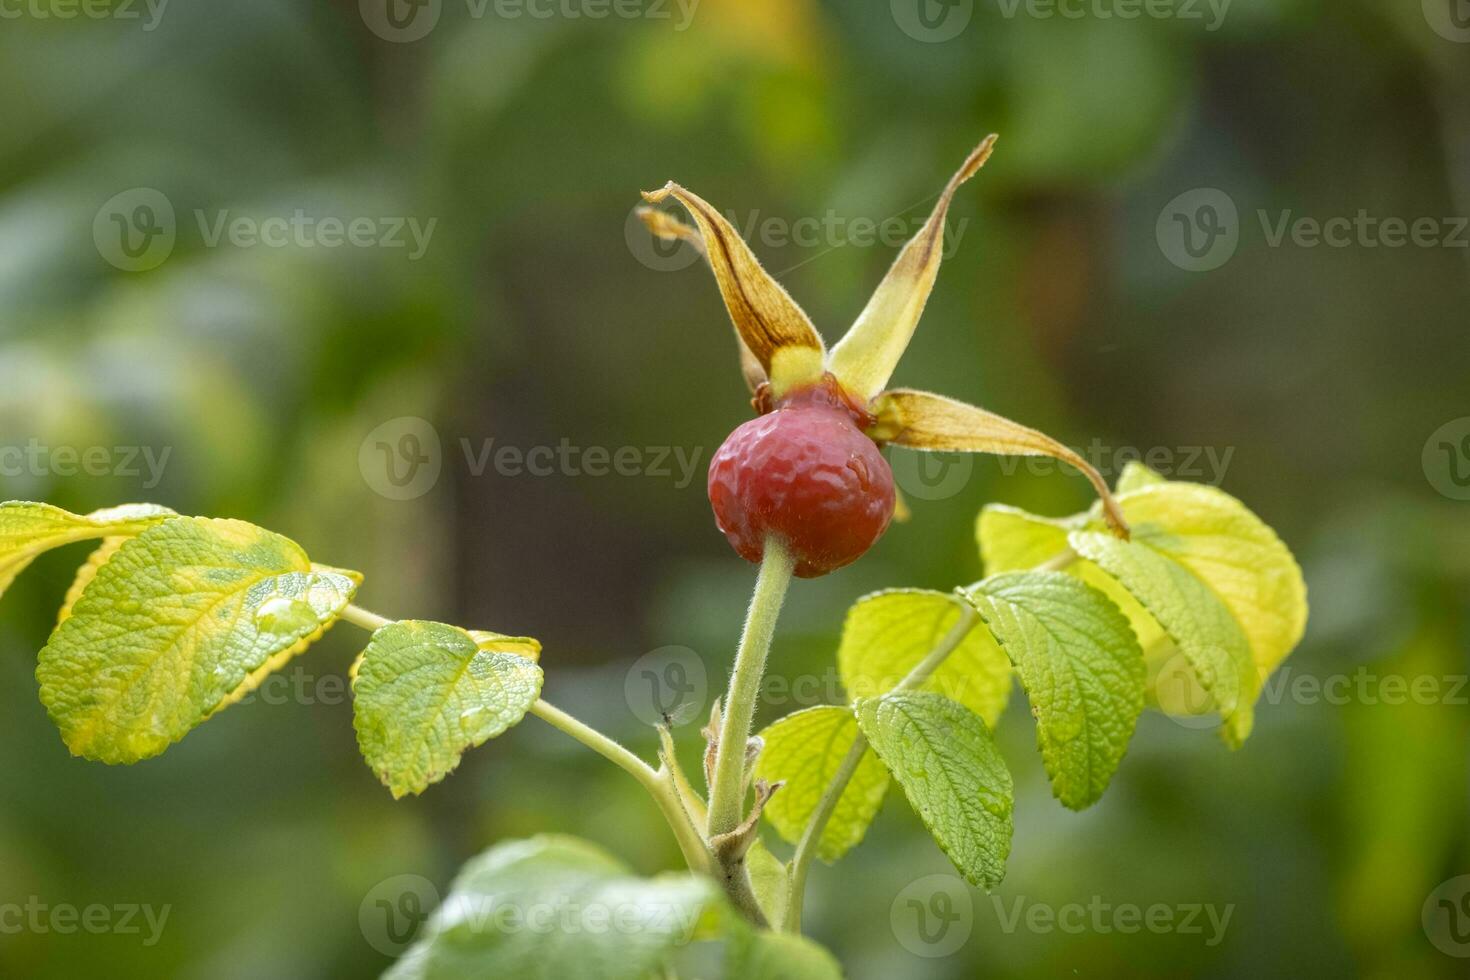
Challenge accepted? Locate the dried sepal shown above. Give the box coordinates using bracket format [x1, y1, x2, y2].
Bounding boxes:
[827, 135, 998, 401]
[637, 205, 767, 394]
[870, 388, 1130, 538]
[641, 182, 825, 396]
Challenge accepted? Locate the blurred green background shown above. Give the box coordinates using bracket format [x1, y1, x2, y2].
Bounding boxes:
[2, 0, 1469, 976]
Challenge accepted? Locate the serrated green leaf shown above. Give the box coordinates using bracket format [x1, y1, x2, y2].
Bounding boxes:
[724, 926, 845, 980]
[387, 835, 720, 980]
[36, 517, 358, 763]
[754, 706, 889, 863]
[353, 621, 543, 798]
[1114, 461, 1167, 494]
[1069, 529, 1256, 744]
[964, 572, 1145, 809]
[854, 691, 1013, 889]
[975, 504, 1075, 575]
[0, 501, 175, 600]
[1109, 482, 1307, 681]
[837, 589, 1011, 726]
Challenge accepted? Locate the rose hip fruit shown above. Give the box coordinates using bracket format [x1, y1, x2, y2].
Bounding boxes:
[708, 377, 896, 578]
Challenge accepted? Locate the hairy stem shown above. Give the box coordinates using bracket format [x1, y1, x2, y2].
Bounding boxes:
[783, 601, 980, 932]
[707, 538, 796, 838]
[340, 604, 392, 632]
[531, 700, 711, 874]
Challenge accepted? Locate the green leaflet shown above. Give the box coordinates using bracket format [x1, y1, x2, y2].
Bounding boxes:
[855, 691, 1013, 890]
[36, 517, 358, 764]
[1112, 480, 1308, 681]
[979, 464, 1307, 747]
[1114, 460, 1167, 494]
[837, 589, 1011, 726]
[0, 500, 175, 599]
[963, 572, 1145, 810]
[722, 926, 845, 980]
[754, 705, 889, 863]
[975, 504, 1075, 575]
[1069, 529, 1257, 744]
[386, 835, 721, 980]
[353, 621, 543, 798]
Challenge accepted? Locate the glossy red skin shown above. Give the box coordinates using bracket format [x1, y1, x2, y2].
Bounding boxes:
[708, 378, 896, 578]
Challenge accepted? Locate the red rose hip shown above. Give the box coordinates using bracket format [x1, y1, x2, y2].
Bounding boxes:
[708, 379, 896, 578]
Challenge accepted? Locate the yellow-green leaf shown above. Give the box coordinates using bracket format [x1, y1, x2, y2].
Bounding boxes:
[353, 621, 543, 798]
[754, 705, 889, 863]
[1069, 529, 1257, 745]
[1114, 461, 1167, 494]
[976, 504, 1076, 574]
[837, 589, 1011, 726]
[0, 501, 174, 600]
[964, 572, 1145, 809]
[36, 517, 358, 763]
[1110, 481, 1308, 680]
[855, 691, 1013, 889]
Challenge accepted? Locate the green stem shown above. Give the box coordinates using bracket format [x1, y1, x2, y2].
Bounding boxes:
[706, 538, 796, 838]
[1035, 548, 1078, 573]
[783, 601, 980, 932]
[783, 736, 866, 932]
[531, 700, 711, 874]
[341, 604, 392, 632]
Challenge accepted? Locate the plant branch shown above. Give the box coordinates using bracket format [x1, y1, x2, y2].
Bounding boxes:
[340, 604, 392, 632]
[531, 699, 712, 874]
[783, 600, 980, 932]
[707, 538, 796, 838]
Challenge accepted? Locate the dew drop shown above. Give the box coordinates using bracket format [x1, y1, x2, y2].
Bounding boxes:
[254, 596, 318, 635]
